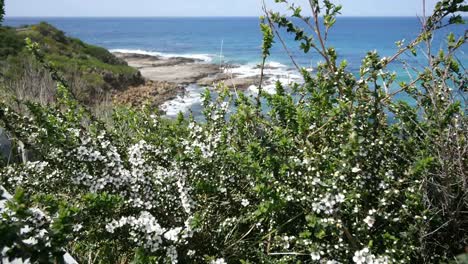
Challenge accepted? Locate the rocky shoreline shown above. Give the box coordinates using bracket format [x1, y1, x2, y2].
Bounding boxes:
[113, 52, 261, 89]
[111, 52, 264, 109]
[110, 52, 304, 114]
[113, 80, 184, 108]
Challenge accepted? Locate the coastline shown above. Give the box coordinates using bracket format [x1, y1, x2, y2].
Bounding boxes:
[112, 51, 261, 89]
[111, 50, 302, 116]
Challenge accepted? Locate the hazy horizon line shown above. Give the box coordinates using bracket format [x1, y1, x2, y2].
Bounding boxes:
[6, 15, 448, 19]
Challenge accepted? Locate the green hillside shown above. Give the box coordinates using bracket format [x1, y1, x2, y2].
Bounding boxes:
[0, 22, 144, 104]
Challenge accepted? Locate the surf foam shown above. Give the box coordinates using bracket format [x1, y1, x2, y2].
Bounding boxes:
[110, 49, 214, 62]
[224, 61, 303, 94]
[160, 84, 205, 117]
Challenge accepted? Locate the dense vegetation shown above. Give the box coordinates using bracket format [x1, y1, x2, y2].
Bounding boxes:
[0, 0, 467, 263]
[0, 0, 4, 25]
[0, 22, 144, 105]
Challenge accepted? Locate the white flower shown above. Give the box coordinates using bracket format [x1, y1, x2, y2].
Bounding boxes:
[164, 227, 182, 241]
[211, 258, 227, 264]
[106, 222, 116, 233]
[310, 252, 321, 260]
[73, 224, 83, 232]
[353, 248, 368, 264]
[37, 229, 48, 239]
[336, 193, 345, 203]
[20, 225, 32, 235]
[364, 215, 375, 228]
[22, 237, 38, 246]
[241, 199, 250, 207]
[167, 246, 178, 264]
[353, 255, 366, 264]
[352, 167, 361, 173]
[353, 248, 389, 264]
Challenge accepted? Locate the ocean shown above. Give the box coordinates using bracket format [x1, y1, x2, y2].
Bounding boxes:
[4, 17, 467, 116]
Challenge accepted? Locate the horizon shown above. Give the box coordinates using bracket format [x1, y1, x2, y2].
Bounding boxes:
[6, 15, 454, 19]
[6, 0, 440, 17]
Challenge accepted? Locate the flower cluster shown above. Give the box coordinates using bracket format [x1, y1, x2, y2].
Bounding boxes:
[353, 248, 391, 264]
[106, 211, 166, 252]
[311, 193, 346, 215]
[0, 188, 72, 262]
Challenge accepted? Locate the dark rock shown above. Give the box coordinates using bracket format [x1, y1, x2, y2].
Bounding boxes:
[0, 128, 11, 160]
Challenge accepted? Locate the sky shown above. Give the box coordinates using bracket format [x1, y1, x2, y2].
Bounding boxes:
[5, 0, 439, 17]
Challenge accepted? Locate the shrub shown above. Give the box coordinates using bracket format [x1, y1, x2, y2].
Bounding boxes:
[0, 27, 25, 59]
[83, 43, 127, 66]
[0, 0, 466, 263]
[31, 22, 68, 45]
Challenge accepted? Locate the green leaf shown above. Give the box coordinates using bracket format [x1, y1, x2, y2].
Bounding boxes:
[306, 214, 318, 227]
[314, 229, 326, 239]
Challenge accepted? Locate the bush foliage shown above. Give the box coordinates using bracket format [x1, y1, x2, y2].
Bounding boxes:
[0, 0, 4, 24]
[0, 0, 467, 263]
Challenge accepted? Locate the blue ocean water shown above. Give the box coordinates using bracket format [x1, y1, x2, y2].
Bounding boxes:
[5, 17, 467, 69]
[4, 17, 467, 116]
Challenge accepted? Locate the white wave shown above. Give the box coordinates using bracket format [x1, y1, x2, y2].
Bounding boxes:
[161, 68, 305, 116]
[226, 61, 303, 95]
[160, 84, 204, 117]
[265, 61, 288, 68]
[247, 83, 278, 95]
[110, 48, 214, 62]
[225, 61, 287, 78]
[226, 61, 299, 78]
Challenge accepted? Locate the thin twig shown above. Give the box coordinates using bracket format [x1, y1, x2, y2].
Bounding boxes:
[308, 0, 335, 73]
[265, 12, 302, 72]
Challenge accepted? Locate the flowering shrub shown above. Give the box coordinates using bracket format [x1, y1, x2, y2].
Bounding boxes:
[0, 187, 77, 263]
[1, 0, 467, 263]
